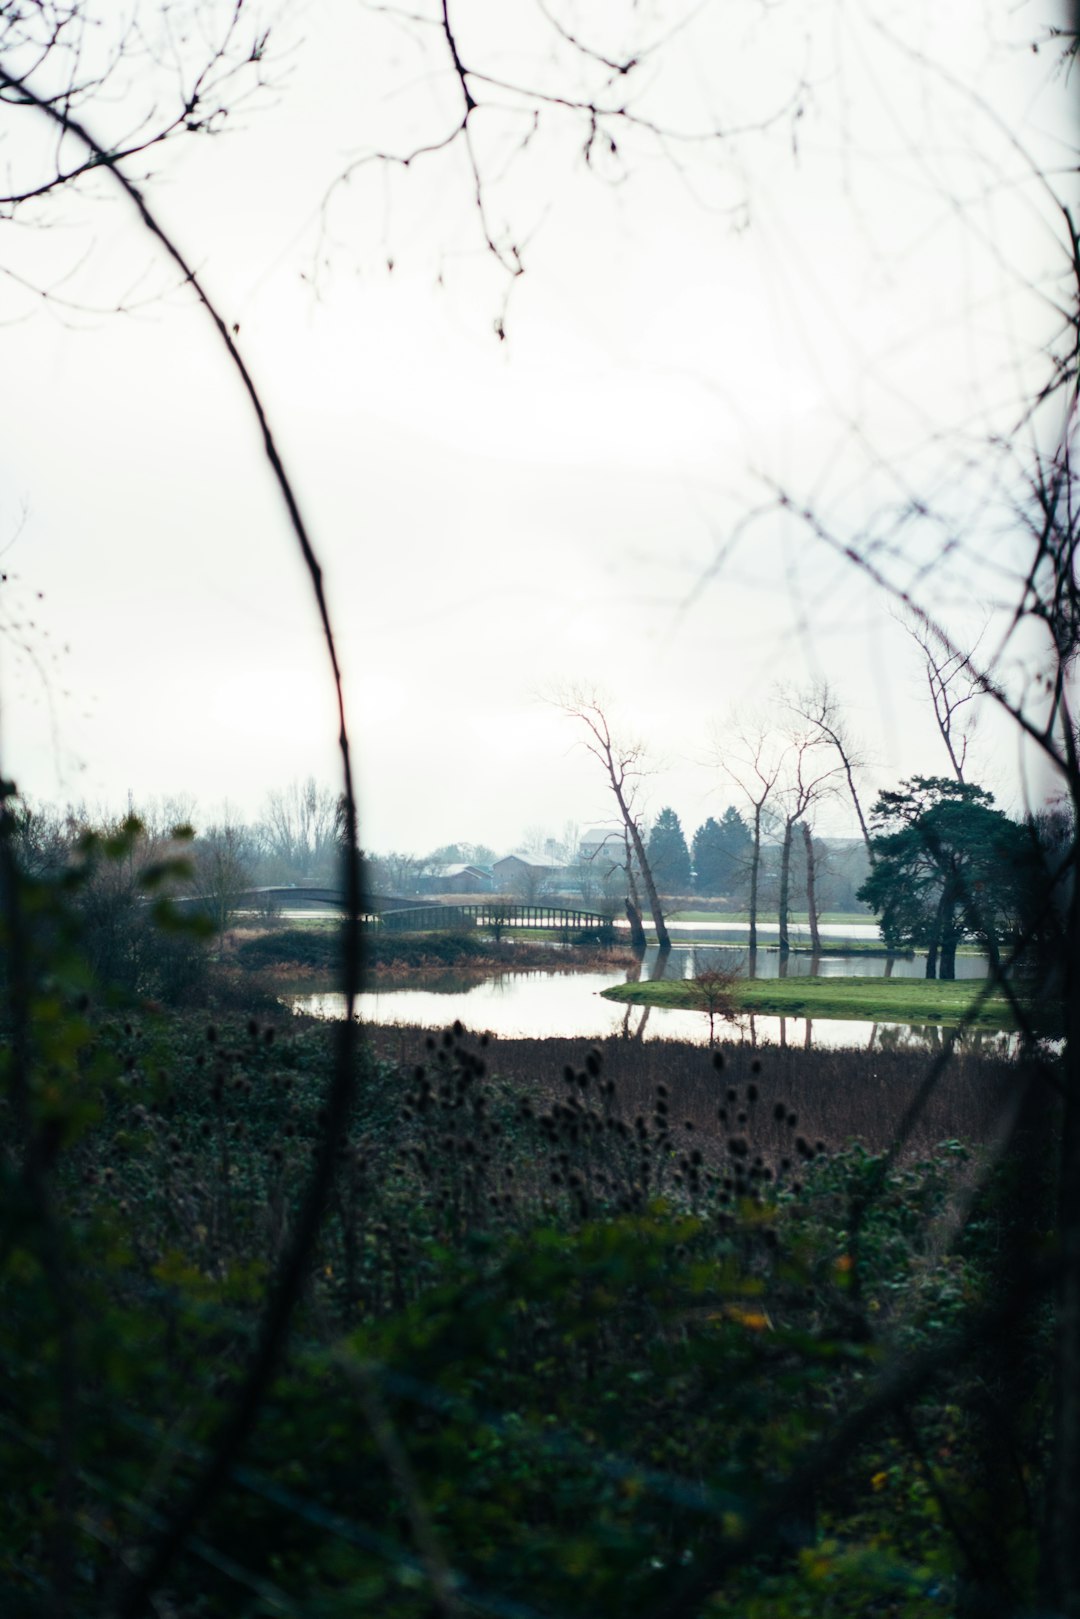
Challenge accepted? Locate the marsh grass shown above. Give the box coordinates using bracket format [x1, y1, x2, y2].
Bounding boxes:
[361, 1023, 1021, 1164]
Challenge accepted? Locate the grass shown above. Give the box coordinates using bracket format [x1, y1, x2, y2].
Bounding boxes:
[669, 909, 874, 925]
[656, 933, 906, 956]
[601, 972, 1025, 1028]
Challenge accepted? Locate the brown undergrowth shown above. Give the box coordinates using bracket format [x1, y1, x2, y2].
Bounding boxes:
[361, 1023, 1022, 1165]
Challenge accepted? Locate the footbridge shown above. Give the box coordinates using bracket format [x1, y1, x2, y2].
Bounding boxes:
[185, 888, 614, 934]
[376, 902, 614, 933]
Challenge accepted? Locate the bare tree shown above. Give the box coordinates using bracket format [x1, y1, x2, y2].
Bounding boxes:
[556, 688, 670, 950]
[621, 820, 648, 952]
[773, 727, 842, 961]
[800, 821, 822, 957]
[374, 850, 427, 897]
[898, 613, 986, 784]
[788, 681, 875, 865]
[719, 714, 787, 963]
[323, 2, 807, 323]
[690, 954, 737, 1047]
[195, 813, 255, 942]
[259, 777, 342, 885]
[0, 3, 275, 305]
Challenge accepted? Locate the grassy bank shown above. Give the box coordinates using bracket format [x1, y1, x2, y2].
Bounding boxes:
[656, 933, 909, 956]
[669, 909, 875, 925]
[601, 972, 1024, 1027]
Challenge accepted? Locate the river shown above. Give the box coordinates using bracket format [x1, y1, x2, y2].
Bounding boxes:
[290, 943, 1010, 1052]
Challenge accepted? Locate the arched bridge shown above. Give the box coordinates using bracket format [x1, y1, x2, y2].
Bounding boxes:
[182, 889, 614, 934]
[377, 902, 614, 933]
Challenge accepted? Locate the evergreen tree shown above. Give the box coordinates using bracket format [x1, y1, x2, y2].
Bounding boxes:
[645, 807, 692, 894]
[857, 777, 1029, 978]
[692, 808, 753, 897]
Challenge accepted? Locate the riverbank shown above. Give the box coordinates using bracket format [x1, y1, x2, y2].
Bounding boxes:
[668, 908, 875, 925]
[228, 926, 637, 987]
[601, 973, 1026, 1028]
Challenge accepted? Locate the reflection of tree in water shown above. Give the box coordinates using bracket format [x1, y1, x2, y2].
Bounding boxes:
[620, 954, 642, 1040]
[619, 944, 672, 1039]
[719, 1014, 1019, 1056]
[873, 1023, 1019, 1059]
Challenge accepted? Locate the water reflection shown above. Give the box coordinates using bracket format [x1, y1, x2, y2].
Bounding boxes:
[292, 957, 1010, 1053]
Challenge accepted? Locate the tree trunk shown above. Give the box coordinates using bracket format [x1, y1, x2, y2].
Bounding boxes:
[842, 755, 874, 866]
[624, 898, 646, 953]
[939, 886, 960, 979]
[821, 722, 875, 868]
[801, 822, 821, 955]
[778, 820, 794, 957]
[748, 806, 762, 957]
[616, 792, 670, 950]
[925, 894, 945, 979]
[623, 829, 648, 952]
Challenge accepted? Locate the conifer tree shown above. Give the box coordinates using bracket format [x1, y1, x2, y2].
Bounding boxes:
[646, 807, 692, 895]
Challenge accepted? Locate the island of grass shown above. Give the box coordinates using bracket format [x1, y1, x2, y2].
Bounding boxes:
[601, 973, 1027, 1028]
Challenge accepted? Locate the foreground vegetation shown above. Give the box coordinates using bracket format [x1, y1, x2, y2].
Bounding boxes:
[0, 812, 1065, 1615]
[3, 998, 1053, 1616]
[602, 973, 1025, 1029]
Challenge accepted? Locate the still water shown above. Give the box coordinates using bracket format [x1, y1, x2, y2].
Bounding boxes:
[291, 945, 1004, 1052]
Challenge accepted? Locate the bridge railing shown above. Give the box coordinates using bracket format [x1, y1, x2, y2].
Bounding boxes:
[377, 902, 614, 934]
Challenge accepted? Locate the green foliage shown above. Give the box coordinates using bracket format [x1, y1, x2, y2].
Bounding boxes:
[693, 808, 753, 898]
[601, 972, 1021, 1028]
[857, 778, 1032, 979]
[646, 807, 692, 894]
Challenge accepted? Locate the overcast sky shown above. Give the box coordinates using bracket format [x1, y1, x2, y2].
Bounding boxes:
[0, 0, 1074, 853]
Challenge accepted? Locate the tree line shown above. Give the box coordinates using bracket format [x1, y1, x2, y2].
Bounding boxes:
[559, 673, 1072, 979]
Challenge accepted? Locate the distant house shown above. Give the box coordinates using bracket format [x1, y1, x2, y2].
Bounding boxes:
[492, 854, 568, 896]
[578, 827, 626, 867]
[416, 863, 492, 896]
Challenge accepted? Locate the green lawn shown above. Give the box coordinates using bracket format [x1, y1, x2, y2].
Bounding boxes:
[600, 973, 1024, 1027]
[668, 910, 875, 926]
[654, 933, 901, 956]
